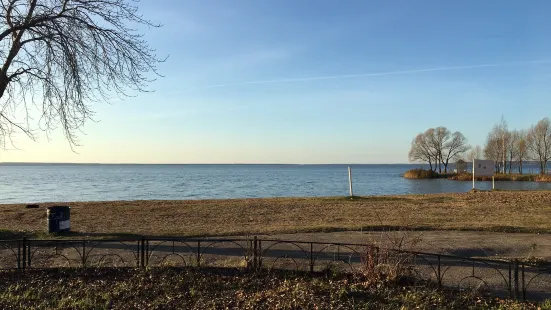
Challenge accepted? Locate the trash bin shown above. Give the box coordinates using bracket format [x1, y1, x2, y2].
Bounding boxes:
[47, 206, 71, 233]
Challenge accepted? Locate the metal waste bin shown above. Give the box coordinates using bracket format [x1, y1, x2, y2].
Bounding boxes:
[47, 206, 71, 233]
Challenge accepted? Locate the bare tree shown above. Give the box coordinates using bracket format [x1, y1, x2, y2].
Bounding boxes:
[484, 133, 503, 172]
[467, 145, 482, 161]
[408, 133, 435, 171]
[0, 0, 162, 147]
[484, 119, 510, 173]
[507, 130, 519, 174]
[409, 127, 470, 174]
[441, 131, 470, 173]
[527, 117, 551, 174]
[497, 116, 509, 173]
[516, 130, 528, 174]
[426, 126, 450, 173]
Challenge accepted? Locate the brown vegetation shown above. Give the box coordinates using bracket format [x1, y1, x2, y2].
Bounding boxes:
[402, 168, 440, 179]
[0, 268, 542, 309]
[2, 191, 551, 239]
[403, 169, 551, 182]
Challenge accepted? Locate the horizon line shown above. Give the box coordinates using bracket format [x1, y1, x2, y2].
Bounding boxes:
[0, 162, 415, 165]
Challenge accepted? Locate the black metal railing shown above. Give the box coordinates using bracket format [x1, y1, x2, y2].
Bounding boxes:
[1, 237, 550, 301]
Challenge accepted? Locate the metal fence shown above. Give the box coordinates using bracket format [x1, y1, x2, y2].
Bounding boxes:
[1, 237, 550, 301]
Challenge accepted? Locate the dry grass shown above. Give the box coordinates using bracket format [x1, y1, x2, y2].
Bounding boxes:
[451, 173, 538, 182]
[403, 169, 440, 179]
[0, 268, 541, 309]
[2, 190, 551, 239]
[536, 174, 551, 182]
[406, 170, 551, 182]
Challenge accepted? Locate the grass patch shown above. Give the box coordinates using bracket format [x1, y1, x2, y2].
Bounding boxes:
[404, 169, 551, 182]
[1, 191, 551, 239]
[0, 268, 545, 309]
[450, 173, 540, 182]
[536, 174, 551, 182]
[403, 169, 441, 179]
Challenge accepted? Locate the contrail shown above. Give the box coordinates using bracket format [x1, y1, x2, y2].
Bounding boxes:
[183, 59, 551, 91]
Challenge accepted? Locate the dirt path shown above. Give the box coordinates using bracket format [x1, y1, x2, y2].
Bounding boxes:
[250, 230, 551, 260]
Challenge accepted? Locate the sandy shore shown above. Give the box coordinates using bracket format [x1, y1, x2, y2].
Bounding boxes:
[1, 190, 551, 239]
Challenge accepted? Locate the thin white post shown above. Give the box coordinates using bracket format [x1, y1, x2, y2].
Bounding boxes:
[348, 166, 353, 197]
[472, 161, 475, 190]
[492, 175, 495, 190]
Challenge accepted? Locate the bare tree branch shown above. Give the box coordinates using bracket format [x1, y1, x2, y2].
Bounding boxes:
[0, 0, 163, 148]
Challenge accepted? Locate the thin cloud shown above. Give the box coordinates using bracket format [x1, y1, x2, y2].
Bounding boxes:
[182, 59, 551, 91]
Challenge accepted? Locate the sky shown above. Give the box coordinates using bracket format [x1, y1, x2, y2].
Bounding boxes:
[2, 0, 551, 164]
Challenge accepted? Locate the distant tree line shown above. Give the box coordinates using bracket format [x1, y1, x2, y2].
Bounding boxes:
[409, 117, 551, 175]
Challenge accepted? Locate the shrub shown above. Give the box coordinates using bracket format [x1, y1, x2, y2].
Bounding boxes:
[403, 169, 439, 179]
[536, 174, 551, 182]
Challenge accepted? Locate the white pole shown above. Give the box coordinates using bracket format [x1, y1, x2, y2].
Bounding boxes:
[472, 161, 475, 190]
[492, 175, 495, 190]
[348, 166, 353, 197]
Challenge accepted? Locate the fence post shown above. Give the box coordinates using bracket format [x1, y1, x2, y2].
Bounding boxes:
[16, 240, 21, 270]
[513, 259, 519, 299]
[253, 236, 258, 271]
[146, 240, 149, 266]
[82, 241, 86, 267]
[437, 255, 442, 288]
[140, 237, 145, 268]
[310, 243, 314, 274]
[196, 240, 201, 267]
[258, 240, 262, 270]
[508, 261, 512, 298]
[22, 238, 26, 270]
[27, 238, 31, 268]
[522, 263, 526, 301]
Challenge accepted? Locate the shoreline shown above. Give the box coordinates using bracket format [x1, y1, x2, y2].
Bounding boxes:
[403, 169, 551, 182]
[5, 188, 551, 206]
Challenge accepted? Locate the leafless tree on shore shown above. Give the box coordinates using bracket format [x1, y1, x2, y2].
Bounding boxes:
[467, 145, 482, 162]
[409, 127, 470, 173]
[527, 117, 551, 174]
[515, 130, 528, 174]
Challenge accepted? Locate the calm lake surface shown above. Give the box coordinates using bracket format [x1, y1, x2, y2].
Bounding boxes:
[1, 164, 551, 204]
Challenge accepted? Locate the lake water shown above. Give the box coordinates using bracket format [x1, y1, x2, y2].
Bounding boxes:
[1, 164, 551, 204]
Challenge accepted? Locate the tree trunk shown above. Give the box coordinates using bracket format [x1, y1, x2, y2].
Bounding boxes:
[519, 160, 523, 174]
[502, 136, 506, 174]
[0, 73, 9, 99]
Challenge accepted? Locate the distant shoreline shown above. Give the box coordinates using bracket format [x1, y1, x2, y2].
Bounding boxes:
[0, 162, 414, 166]
[1, 161, 546, 166]
[403, 168, 551, 182]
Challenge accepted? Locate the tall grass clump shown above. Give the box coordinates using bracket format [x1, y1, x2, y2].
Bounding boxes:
[536, 174, 551, 182]
[403, 169, 439, 179]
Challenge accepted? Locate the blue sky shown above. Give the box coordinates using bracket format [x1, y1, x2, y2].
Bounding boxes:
[3, 0, 551, 163]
